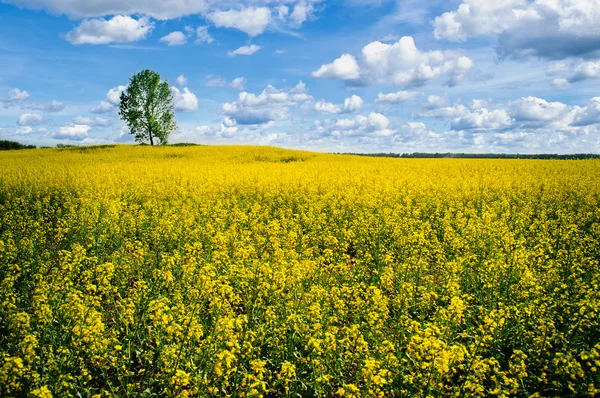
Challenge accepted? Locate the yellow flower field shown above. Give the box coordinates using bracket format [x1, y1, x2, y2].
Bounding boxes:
[1, 145, 599, 397]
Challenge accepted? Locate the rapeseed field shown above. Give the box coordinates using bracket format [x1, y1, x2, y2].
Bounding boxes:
[1, 145, 599, 397]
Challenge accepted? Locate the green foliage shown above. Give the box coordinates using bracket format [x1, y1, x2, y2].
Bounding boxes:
[119, 69, 176, 146]
[0, 140, 36, 150]
[58, 144, 117, 153]
[169, 143, 201, 147]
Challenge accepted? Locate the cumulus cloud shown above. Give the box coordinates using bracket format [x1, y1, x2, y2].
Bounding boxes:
[16, 126, 33, 135]
[376, 91, 423, 104]
[159, 31, 187, 46]
[451, 109, 513, 131]
[222, 81, 312, 125]
[208, 7, 271, 37]
[508, 97, 569, 122]
[25, 100, 66, 113]
[91, 85, 125, 113]
[547, 60, 600, 87]
[18, 113, 43, 126]
[418, 96, 510, 131]
[206, 75, 246, 90]
[2, 88, 31, 108]
[171, 87, 199, 112]
[65, 15, 154, 45]
[343, 95, 364, 112]
[8, 0, 322, 38]
[7, 88, 30, 101]
[195, 26, 214, 44]
[312, 36, 473, 87]
[570, 97, 600, 127]
[434, 0, 600, 59]
[92, 101, 114, 114]
[231, 77, 246, 91]
[177, 75, 188, 87]
[53, 124, 91, 140]
[3, 0, 210, 20]
[313, 113, 393, 139]
[314, 101, 342, 114]
[73, 116, 111, 127]
[424, 95, 451, 109]
[312, 54, 360, 80]
[418, 94, 600, 136]
[289, 2, 315, 26]
[418, 95, 470, 119]
[228, 45, 261, 56]
[314, 95, 364, 114]
[107, 85, 126, 105]
[196, 117, 239, 138]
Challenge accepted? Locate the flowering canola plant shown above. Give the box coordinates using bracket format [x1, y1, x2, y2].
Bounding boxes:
[0, 145, 599, 397]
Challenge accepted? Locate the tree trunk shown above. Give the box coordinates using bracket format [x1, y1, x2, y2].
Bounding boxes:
[148, 125, 154, 146]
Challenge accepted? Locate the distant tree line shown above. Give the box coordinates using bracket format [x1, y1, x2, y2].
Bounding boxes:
[0, 140, 36, 151]
[338, 152, 600, 160]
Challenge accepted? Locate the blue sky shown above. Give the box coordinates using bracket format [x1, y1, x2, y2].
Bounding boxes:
[1, 0, 600, 153]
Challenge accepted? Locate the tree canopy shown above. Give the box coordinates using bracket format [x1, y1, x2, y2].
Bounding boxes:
[119, 69, 176, 146]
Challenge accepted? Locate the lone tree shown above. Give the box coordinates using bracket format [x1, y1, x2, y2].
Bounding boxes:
[119, 69, 176, 145]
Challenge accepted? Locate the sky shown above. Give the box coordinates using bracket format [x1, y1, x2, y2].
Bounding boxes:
[1, 0, 600, 153]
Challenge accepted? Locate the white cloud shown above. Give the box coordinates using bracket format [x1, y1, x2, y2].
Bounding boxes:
[4, 0, 210, 20]
[222, 81, 312, 125]
[343, 95, 363, 112]
[451, 109, 513, 131]
[314, 101, 342, 114]
[417, 94, 600, 135]
[418, 96, 514, 131]
[171, 87, 199, 112]
[18, 113, 43, 126]
[25, 100, 66, 113]
[420, 103, 470, 119]
[73, 116, 111, 126]
[106, 85, 126, 105]
[7, 88, 30, 101]
[546, 62, 570, 76]
[177, 75, 188, 87]
[434, 0, 600, 59]
[376, 91, 423, 104]
[551, 78, 571, 89]
[16, 126, 33, 135]
[508, 97, 569, 122]
[53, 124, 91, 140]
[231, 77, 246, 91]
[196, 117, 240, 138]
[195, 26, 214, 44]
[313, 37, 473, 87]
[208, 7, 271, 37]
[424, 95, 451, 109]
[228, 44, 261, 56]
[314, 95, 363, 114]
[312, 54, 360, 80]
[159, 31, 187, 46]
[276, 5, 289, 20]
[547, 60, 600, 87]
[92, 101, 114, 114]
[314, 112, 394, 138]
[205, 75, 227, 87]
[65, 15, 154, 45]
[571, 97, 600, 126]
[206, 75, 246, 90]
[290, 2, 315, 26]
[6, 1, 321, 36]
